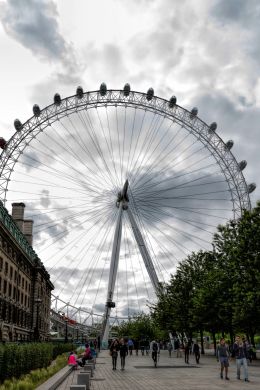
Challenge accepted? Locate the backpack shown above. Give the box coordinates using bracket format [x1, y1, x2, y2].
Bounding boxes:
[152, 342, 158, 352]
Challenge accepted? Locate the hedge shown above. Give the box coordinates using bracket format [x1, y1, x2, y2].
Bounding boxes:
[0, 343, 74, 383]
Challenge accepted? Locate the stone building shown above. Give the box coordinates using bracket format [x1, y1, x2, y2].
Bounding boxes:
[0, 202, 54, 342]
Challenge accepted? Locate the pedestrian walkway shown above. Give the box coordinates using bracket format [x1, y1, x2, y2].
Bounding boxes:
[58, 349, 260, 390]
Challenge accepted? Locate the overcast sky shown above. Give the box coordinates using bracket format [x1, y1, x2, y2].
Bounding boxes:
[0, 0, 259, 321]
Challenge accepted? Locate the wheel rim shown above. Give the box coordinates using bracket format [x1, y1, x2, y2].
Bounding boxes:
[0, 87, 251, 321]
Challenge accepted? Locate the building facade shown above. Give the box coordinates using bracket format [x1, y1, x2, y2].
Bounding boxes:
[0, 202, 54, 342]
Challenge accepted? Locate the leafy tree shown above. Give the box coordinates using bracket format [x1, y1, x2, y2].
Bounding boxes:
[117, 313, 162, 341]
[213, 202, 260, 342]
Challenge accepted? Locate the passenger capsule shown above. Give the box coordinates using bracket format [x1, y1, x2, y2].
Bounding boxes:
[33, 104, 41, 117]
[238, 160, 247, 171]
[76, 86, 84, 98]
[123, 83, 131, 96]
[14, 119, 23, 131]
[54, 93, 61, 105]
[0, 137, 7, 149]
[146, 88, 154, 101]
[209, 122, 217, 132]
[190, 107, 198, 118]
[168, 96, 177, 108]
[100, 82, 107, 96]
[225, 140, 234, 150]
[248, 183, 256, 193]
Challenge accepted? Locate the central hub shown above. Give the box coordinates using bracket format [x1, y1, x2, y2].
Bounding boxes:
[116, 179, 129, 209]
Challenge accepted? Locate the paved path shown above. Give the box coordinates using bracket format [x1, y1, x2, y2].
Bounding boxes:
[58, 349, 260, 390]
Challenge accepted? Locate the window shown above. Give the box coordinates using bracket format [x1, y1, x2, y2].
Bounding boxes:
[22, 277, 24, 288]
[3, 280, 7, 294]
[21, 293, 24, 305]
[25, 280, 27, 291]
[18, 275, 21, 285]
[0, 257, 3, 270]
[14, 270, 17, 282]
[4, 262, 8, 275]
[13, 287, 16, 300]
[0, 276, 2, 291]
[10, 266, 13, 280]
[8, 283, 12, 297]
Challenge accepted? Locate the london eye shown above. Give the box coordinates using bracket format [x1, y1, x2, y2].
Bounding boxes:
[0, 83, 255, 341]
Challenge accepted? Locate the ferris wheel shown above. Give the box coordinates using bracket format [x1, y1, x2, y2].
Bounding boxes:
[0, 83, 255, 340]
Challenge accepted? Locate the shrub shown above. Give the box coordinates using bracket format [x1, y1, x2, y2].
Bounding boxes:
[0, 353, 68, 389]
[0, 342, 73, 383]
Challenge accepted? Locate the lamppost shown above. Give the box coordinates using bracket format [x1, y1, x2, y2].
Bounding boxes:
[76, 326, 79, 342]
[65, 318, 68, 343]
[34, 298, 42, 342]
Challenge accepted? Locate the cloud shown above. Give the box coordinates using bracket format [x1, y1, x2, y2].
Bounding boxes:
[211, 0, 260, 24]
[0, 0, 65, 60]
[0, 0, 84, 89]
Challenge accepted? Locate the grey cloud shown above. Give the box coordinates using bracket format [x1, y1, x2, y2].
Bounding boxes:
[192, 91, 260, 206]
[211, 0, 260, 24]
[0, 0, 66, 60]
[0, 0, 83, 85]
[211, 0, 260, 60]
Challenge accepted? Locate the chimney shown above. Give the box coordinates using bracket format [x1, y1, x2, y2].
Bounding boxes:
[23, 220, 34, 246]
[12, 202, 25, 232]
[12, 203, 34, 246]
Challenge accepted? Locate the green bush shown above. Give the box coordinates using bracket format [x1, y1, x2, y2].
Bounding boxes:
[0, 342, 73, 384]
[0, 353, 68, 389]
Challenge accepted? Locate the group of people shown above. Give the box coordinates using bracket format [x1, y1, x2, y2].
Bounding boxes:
[68, 335, 255, 380]
[217, 335, 253, 382]
[68, 342, 96, 369]
[167, 334, 254, 382]
[166, 339, 201, 364]
[109, 338, 128, 370]
[109, 338, 162, 369]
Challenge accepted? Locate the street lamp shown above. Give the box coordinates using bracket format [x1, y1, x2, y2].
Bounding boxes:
[34, 298, 42, 342]
[65, 318, 68, 343]
[76, 326, 79, 342]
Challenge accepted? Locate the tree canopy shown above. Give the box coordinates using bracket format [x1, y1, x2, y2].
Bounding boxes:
[151, 202, 260, 343]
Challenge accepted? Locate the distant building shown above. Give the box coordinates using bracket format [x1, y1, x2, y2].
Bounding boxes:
[0, 202, 54, 342]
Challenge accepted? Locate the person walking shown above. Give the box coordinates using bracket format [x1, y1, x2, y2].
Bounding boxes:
[128, 338, 134, 356]
[233, 335, 249, 382]
[150, 340, 160, 367]
[167, 341, 173, 357]
[110, 339, 120, 370]
[193, 340, 200, 364]
[216, 338, 230, 380]
[119, 338, 128, 370]
[184, 342, 190, 364]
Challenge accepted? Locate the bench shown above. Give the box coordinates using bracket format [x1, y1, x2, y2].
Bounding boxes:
[36, 365, 74, 390]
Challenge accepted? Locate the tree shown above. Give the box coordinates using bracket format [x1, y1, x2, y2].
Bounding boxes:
[117, 313, 162, 341]
[213, 202, 260, 342]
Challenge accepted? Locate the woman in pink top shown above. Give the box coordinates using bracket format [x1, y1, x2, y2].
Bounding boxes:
[68, 351, 78, 369]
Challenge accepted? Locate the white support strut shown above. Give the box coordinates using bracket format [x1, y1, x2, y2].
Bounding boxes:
[101, 180, 160, 346]
[102, 202, 123, 347]
[127, 207, 160, 291]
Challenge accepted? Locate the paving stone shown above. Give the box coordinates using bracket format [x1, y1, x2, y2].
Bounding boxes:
[57, 349, 260, 390]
